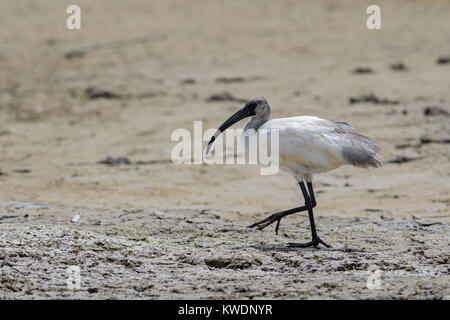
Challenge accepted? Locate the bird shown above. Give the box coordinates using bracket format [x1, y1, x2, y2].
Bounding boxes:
[206, 97, 381, 248]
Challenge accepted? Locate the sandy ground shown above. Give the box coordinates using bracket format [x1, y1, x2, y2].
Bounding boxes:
[0, 0, 449, 299]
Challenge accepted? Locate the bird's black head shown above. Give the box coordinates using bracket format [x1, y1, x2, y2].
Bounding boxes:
[205, 97, 270, 154]
[243, 99, 258, 116]
[244, 97, 270, 120]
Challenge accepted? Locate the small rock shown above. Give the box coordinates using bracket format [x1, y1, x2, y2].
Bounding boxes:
[180, 78, 196, 85]
[14, 169, 31, 174]
[97, 157, 131, 166]
[424, 106, 449, 116]
[205, 257, 252, 270]
[436, 56, 450, 65]
[134, 285, 154, 292]
[387, 156, 422, 164]
[65, 49, 86, 59]
[216, 77, 245, 83]
[349, 93, 399, 105]
[206, 92, 247, 103]
[85, 87, 121, 100]
[390, 62, 407, 71]
[352, 67, 374, 74]
[420, 136, 450, 145]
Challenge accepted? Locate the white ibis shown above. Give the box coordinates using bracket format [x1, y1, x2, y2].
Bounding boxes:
[206, 97, 381, 248]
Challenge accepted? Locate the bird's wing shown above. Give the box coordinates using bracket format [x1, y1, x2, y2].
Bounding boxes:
[265, 116, 354, 132]
[330, 121, 354, 131]
[263, 117, 348, 171]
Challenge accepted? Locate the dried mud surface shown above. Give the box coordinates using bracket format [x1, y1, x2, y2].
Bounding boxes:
[0, 201, 448, 299]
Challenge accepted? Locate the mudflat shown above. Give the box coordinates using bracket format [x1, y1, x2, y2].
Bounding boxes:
[0, 0, 449, 299]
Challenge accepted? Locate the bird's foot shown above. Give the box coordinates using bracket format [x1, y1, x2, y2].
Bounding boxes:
[288, 237, 332, 249]
[248, 212, 286, 234]
[248, 205, 308, 235]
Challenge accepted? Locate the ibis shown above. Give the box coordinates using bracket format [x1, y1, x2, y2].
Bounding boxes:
[206, 97, 381, 248]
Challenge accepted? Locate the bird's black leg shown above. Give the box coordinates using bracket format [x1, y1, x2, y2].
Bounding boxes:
[288, 182, 331, 248]
[248, 182, 331, 248]
[248, 182, 313, 234]
[248, 204, 310, 234]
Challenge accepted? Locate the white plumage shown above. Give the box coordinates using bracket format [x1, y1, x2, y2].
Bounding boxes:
[255, 115, 381, 181]
[207, 97, 381, 248]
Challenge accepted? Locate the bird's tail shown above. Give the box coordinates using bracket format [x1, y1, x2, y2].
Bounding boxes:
[339, 132, 382, 168]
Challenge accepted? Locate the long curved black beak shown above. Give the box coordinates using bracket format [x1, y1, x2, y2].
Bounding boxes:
[206, 107, 252, 154]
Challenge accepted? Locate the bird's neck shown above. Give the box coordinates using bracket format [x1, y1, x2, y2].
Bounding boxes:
[244, 117, 268, 132]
